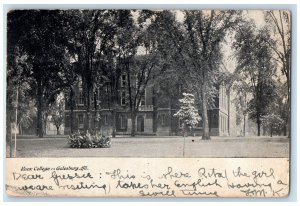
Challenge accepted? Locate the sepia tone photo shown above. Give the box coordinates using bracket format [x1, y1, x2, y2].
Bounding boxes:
[5, 9, 291, 198]
[6, 9, 290, 158]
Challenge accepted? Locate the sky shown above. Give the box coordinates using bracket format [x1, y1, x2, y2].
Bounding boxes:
[136, 10, 272, 73]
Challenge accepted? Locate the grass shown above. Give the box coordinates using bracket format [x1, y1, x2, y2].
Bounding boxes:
[6, 135, 289, 158]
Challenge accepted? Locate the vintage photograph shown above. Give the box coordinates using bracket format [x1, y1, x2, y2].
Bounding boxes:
[6, 9, 291, 158]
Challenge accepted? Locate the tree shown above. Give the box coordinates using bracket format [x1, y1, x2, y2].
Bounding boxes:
[124, 10, 183, 136]
[64, 10, 118, 133]
[50, 94, 65, 135]
[261, 114, 285, 137]
[261, 80, 289, 136]
[231, 77, 251, 137]
[264, 11, 291, 136]
[111, 10, 138, 137]
[233, 22, 277, 136]
[174, 93, 201, 137]
[7, 10, 70, 138]
[182, 10, 240, 140]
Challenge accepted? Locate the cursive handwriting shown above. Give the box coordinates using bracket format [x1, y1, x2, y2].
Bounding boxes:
[227, 181, 273, 191]
[106, 169, 135, 179]
[150, 179, 170, 189]
[116, 180, 149, 189]
[198, 168, 228, 180]
[174, 178, 222, 191]
[252, 169, 275, 182]
[8, 165, 288, 197]
[13, 172, 44, 181]
[160, 167, 191, 179]
[180, 189, 219, 197]
[233, 167, 250, 177]
[240, 188, 266, 197]
[50, 171, 93, 186]
[139, 189, 176, 197]
[18, 184, 53, 191]
[59, 182, 107, 194]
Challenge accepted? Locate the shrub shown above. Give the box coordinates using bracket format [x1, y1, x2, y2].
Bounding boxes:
[67, 132, 111, 149]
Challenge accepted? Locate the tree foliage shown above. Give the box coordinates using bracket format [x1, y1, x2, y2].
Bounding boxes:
[182, 10, 240, 139]
[261, 114, 285, 137]
[174, 93, 201, 136]
[233, 21, 277, 136]
[264, 10, 291, 136]
[7, 10, 70, 137]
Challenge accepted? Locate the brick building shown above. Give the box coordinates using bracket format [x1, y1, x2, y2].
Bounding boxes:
[64, 71, 237, 137]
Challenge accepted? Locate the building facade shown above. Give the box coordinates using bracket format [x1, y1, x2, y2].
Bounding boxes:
[64, 76, 236, 137]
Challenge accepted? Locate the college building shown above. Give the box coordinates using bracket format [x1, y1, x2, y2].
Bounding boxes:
[64, 71, 237, 137]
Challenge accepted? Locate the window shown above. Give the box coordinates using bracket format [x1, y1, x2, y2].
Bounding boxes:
[120, 114, 127, 129]
[121, 74, 126, 87]
[121, 91, 126, 106]
[104, 114, 108, 126]
[161, 114, 166, 126]
[78, 114, 84, 129]
[78, 90, 84, 105]
[140, 89, 145, 106]
[65, 114, 70, 127]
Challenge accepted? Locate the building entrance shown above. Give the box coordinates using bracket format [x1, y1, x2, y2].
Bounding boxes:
[137, 116, 144, 132]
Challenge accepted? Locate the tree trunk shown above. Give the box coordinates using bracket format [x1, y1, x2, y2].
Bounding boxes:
[82, 73, 92, 132]
[270, 124, 273, 137]
[152, 88, 158, 133]
[227, 89, 230, 136]
[43, 111, 48, 135]
[243, 114, 246, 137]
[69, 86, 75, 134]
[94, 90, 99, 131]
[7, 83, 13, 157]
[131, 112, 136, 137]
[37, 81, 44, 138]
[169, 97, 172, 136]
[183, 123, 187, 137]
[202, 81, 210, 140]
[112, 110, 116, 137]
[56, 126, 60, 135]
[257, 116, 261, 136]
[85, 89, 91, 132]
[286, 81, 290, 138]
[283, 124, 287, 136]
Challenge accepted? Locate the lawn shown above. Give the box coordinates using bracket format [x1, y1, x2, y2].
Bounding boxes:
[6, 136, 289, 158]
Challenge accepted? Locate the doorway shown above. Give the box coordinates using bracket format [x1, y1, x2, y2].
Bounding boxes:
[137, 116, 144, 132]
